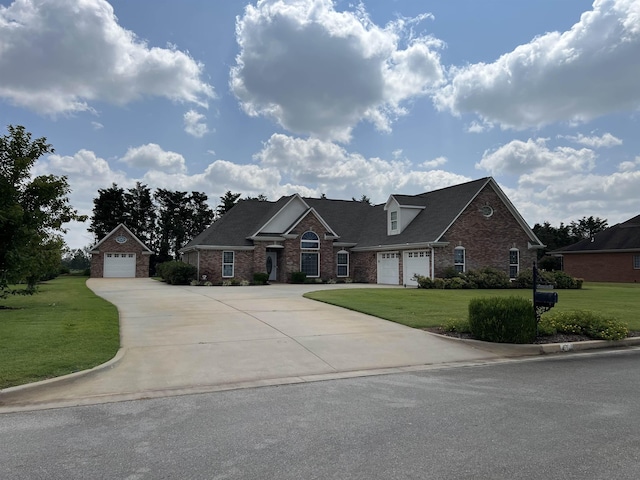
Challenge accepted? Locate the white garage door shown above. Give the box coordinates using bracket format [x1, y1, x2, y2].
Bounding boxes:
[104, 253, 136, 278]
[403, 250, 430, 287]
[377, 252, 399, 284]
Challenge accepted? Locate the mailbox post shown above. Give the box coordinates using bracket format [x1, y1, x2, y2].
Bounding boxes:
[533, 261, 558, 335]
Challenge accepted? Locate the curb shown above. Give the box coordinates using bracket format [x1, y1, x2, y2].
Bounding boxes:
[0, 348, 126, 402]
[428, 332, 640, 356]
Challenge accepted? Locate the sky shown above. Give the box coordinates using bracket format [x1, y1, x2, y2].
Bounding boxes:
[1, 0, 639, 249]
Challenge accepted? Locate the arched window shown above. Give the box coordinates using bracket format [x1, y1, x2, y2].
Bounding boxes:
[301, 231, 319, 249]
[454, 246, 465, 273]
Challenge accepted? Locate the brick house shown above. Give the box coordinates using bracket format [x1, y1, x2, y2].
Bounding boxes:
[90, 224, 154, 278]
[180, 177, 544, 285]
[552, 215, 640, 282]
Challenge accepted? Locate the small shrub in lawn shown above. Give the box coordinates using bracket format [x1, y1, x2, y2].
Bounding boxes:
[441, 318, 471, 333]
[513, 268, 556, 289]
[157, 261, 197, 285]
[539, 310, 627, 341]
[553, 271, 582, 289]
[414, 274, 434, 289]
[291, 271, 307, 284]
[447, 276, 468, 289]
[468, 296, 536, 344]
[253, 272, 269, 285]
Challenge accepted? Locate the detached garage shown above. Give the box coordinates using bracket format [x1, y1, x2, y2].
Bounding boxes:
[90, 224, 153, 278]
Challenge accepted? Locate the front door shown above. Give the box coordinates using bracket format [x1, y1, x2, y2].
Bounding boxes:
[266, 252, 278, 281]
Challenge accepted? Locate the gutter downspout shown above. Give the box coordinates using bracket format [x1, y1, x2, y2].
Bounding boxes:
[197, 249, 200, 279]
[430, 246, 435, 279]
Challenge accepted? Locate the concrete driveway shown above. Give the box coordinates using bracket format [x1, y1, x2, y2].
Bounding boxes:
[1, 279, 500, 410]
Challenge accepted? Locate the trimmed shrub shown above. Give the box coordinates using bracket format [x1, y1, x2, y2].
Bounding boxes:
[469, 296, 536, 344]
[253, 272, 269, 285]
[291, 271, 306, 284]
[465, 267, 510, 289]
[539, 310, 627, 341]
[553, 271, 582, 289]
[441, 266, 460, 279]
[157, 261, 197, 285]
[513, 268, 556, 289]
[414, 274, 433, 289]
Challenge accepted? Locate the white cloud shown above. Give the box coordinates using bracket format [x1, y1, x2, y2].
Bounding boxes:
[231, 0, 444, 142]
[254, 134, 468, 201]
[422, 156, 447, 169]
[477, 138, 597, 183]
[119, 144, 187, 173]
[434, 0, 640, 129]
[618, 156, 640, 171]
[0, 0, 214, 114]
[183, 110, 209, 138]
[559, 132, 623, 148]
[91, 121, 104, 130]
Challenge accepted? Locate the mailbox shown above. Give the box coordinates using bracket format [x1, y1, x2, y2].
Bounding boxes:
[534, 291, 558, 309]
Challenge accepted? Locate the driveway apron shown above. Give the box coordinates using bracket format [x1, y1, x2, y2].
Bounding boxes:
[1, 279, 499, 408]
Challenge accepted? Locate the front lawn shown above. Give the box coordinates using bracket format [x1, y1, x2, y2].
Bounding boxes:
[0, 276, 120, 389]
[304, 283, 640, 331]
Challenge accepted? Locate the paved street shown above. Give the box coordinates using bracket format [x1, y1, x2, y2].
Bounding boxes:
[3, 348, 640, 479]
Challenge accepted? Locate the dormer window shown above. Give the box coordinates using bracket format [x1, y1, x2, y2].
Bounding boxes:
[390, 211, 398, 232]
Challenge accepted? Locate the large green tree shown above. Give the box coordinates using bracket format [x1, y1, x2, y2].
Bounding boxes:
[216, 190, 241, 218]
[88, 183, 127, 241]
[0, 125, 84, 297]
[123, 182, 156, 247]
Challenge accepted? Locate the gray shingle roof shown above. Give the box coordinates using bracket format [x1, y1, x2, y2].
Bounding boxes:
[553, 215, 640, 253]
[182, 177, 536, 250]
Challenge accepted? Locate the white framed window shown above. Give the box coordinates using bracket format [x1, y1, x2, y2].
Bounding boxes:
[222, 251, 234, 277]
[301, 252, 319, 277]
[337, 250, 349, 277]
[509, 248, 520, 279]
[301, 231, 319, 249]
[390, 211, 398, 231]
[634, 255, 640, 270]
[454, 246, 465, 273]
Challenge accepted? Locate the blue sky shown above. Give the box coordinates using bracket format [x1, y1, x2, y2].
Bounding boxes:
[1, 0, 639, 249]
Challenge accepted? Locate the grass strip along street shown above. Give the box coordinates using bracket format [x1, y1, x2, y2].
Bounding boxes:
[304, 283, 640, 331]
[0, 276, 119, 389]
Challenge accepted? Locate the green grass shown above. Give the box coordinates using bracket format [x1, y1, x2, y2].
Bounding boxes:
[0, 276, 120, 389]
[304, 282, 640, 331]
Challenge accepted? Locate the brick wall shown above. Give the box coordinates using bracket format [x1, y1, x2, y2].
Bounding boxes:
[90, 226, 150, 277]
[195, 249, 254, 283]
[282, 213, 335, 281]
[563, 252, 640, 282]
[436, 185, 537, 277]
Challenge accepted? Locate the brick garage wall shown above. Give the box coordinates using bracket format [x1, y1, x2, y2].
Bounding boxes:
[436, 185, 537, 277]
[350, 251, 377, 283]
[283, 214, 334, 281]
[90, 226, 150, 278]
[563, 252, 640, 282]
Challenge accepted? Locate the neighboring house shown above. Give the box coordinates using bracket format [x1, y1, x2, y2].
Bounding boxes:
[552, 215, 640, 282]
[90, 224, 154, 278]
[180, 177, 544, 285]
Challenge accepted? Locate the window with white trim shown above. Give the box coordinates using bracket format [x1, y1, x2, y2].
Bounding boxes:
[509, 248, 519, 279]
[337, 250, 349, 277]
[301, 252, 319, 277]
[301, 231, 319, 249]
[634, 255, 640, 269]
[390, 211, 398, 232]
[454, 246, 465, 273]
[222, 251, 234, 277]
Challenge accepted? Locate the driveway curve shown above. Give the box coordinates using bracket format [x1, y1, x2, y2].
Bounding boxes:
[1, 279, 499, 410]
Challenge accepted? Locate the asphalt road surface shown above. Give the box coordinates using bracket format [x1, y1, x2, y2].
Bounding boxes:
[2, 349, 640, 479]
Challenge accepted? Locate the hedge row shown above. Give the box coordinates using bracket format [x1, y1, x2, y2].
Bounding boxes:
[415, 267, 582, 290]
[156, 261, 197, 285]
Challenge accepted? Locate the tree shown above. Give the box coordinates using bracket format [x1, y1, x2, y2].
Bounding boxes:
[569, 216, 608, 240]
[352, 194, 372, 205]
[184, 191, 214, 240]
[123, 182, 156, 247]
[244, 193, 268, 201]
[154, 189, 189, 260]
[216, 191, 241, 217]
[61, 246, 91, 271]
[89, 183, 127, 241]
[0, 125, 84, 297]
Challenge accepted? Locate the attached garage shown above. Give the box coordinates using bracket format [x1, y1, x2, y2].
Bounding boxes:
[377, 252, 399, 284]
[103, 253, 137, 278]
[403, 250, 430, 287]
[90, 224, 153, 278]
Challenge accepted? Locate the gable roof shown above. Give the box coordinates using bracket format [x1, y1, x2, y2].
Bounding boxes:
[553, 215, 640, 254]
[181, 177, 543, 251]
[90, 223, 154, 253]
